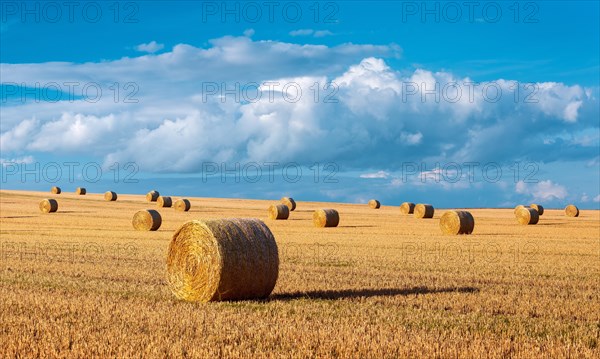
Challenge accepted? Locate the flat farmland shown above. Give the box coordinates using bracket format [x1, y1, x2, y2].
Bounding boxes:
[1, 190, 599, 358]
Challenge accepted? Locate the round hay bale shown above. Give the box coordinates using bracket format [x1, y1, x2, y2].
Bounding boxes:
[565, 204, 579, 217]
[50, 186, 61, 194]
[132, 209, 162, 231]
[514, 205, 526, 214]
[174, 199, 191, 212]
[400, 202, 415, 214]
[39, 199, 58, 213]
[368, 199, 381, 209]
[75, 187, 86, 195]
[104, 191, 117, 201]
[515, 207, 539, 225]
[166, 218, 279, 302]
[157, 196, 173, 208]
[268, 204, 289, 220]
[414, 204, 434, 219]
[280, 197, 296, 211]
[440, 210, 475, 235]
[530, 204, 544, 216]
[146, 190, 160, 202]
[313, 209, 340, 227]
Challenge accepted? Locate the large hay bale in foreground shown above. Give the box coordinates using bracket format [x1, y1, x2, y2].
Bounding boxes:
[157, 196, 173, 208]
[514, 205, 526, 214]
[39, 199, 58, 213]
[530, 203, 544, 215]
[132, 210, 162, 231]
[174, 199, 191, 212]
[166, 218, 279, 302]
[400, 202, 415, 214]
[515, 207, 539, 225]
[440, 210, 475, 235]
[280, 197, 296, 211]
[368, 199, 381, 209]
[50, 186, 61, 194]
[313, 209, 339, 227]
[414, 204, 434, 219]
[76, 187, 86, 195]
[565, 204, 579, 217]
[146, 190, 160, 202]
[104, 191, 117, 201]
[268, 204, 289, 220]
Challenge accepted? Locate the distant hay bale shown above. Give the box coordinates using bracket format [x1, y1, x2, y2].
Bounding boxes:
[39, 199, 58, 213]
[530, 204, 544, 215]
[565, 204, 579, 217]
[166, 218, 279, 302]
[280, 197, 296, 211]
[132, 209, 162, 231]
[174, 199, 191, 212]
[76, 187, 86, 195]
[368, 199, 381, 209]
[313, 209, 340, 227]
[157, 196, 173, 208]
[440, 210, 475, 235]
[50, 186, 61, 194]
[515, 207, 539, 225]
[400, 202, 415, 214]
[514, 205, 526, 214]
[414, 204, 434, 219]
[104, 191, 117, 201]
[146, 190, 160, 202]
[268, 204, 289, 220]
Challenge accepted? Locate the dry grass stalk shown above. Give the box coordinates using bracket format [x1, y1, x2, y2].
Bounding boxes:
[400, 202, 415, 214]
[440, 210, 475, 235]
[313, 209, 340, 227]
[132, 209, 162, 231]
[414, 204, 434, 219]
[515, 207, 539, 225]
[281, 197, 296, 211]
[39, 199, 58, 213]
[166, 218, 279, 302]
[174, 199, 191, 212]
[268, 204, 289, 220]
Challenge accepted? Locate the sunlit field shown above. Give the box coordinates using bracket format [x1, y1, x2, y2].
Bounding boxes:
[1, 189, 598, 357]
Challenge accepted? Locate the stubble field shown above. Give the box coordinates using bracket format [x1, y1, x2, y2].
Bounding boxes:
[0, 189, 599, 358]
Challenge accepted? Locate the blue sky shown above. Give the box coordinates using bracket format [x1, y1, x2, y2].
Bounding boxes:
[1, 1, 599, 208]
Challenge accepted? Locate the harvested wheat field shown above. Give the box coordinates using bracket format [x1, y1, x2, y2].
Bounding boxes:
[0, 189, 599, 358]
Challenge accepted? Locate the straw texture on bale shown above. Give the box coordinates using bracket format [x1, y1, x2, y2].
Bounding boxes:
[39, 199, 58, 213]
[268, 204, 289, 220]
[530, 204, 544, 215]
[414, 204, 434, 219]
[440, 211, 475, 235]
[76, 187, 86, 195]
[400, 202, 415, 214]
[50, 186, 61, 194]
[514, 205, 526, 214]
[157, 196, 173, 208]
[565, 204, 579, 217]
[104, 191, 117, 201]
[166, 218, 279, 302]
[281, 197, 296, 211]
[515, 207, 539, 225]
[313, 209, 340, 227]
[174, 199, 191, 212]
[368, 199, 381, 209]
[146, 190, 160, 202]
[132, 210, 162, 231]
